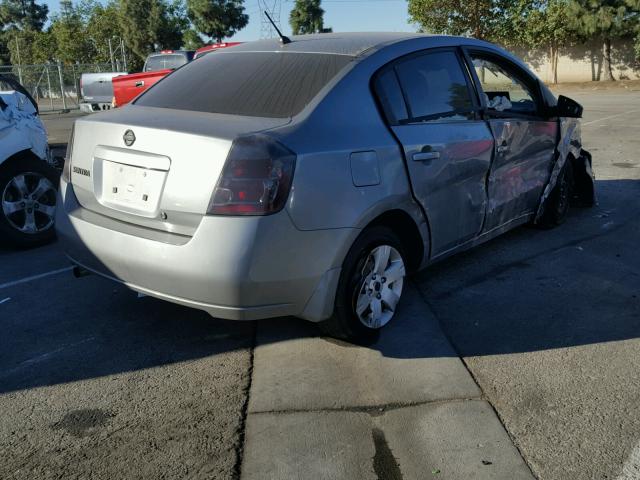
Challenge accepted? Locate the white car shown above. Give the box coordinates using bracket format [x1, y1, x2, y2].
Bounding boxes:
[0, 75, 58, 247]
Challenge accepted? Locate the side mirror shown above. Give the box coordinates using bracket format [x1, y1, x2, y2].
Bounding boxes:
[557, 95, 583, 118]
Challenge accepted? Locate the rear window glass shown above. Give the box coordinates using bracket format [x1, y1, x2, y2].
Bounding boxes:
[135, 52, 353, 118]
[144, 54, 188, 72]
[395, 51, 474, 122]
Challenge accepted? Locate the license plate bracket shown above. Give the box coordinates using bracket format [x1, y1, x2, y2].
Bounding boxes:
[98, 160, 167, 216]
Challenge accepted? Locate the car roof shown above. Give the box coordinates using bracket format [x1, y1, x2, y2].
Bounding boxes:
[225, 32, 491, 57]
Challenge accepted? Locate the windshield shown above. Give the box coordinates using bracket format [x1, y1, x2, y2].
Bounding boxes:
[135, 51, 353, 118]
[144, 54, 188, 72]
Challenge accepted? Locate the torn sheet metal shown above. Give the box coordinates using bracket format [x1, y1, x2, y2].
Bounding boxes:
[0, 90, 49, 163]
[534, 118, 595, 222]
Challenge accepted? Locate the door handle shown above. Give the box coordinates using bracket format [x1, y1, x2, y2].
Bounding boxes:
[135, 81, 145, 88]
[413, 151, 440, 162]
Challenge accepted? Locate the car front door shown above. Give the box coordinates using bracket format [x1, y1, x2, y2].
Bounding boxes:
[374, 48, 494, 257]
[465, 50, 558, 232]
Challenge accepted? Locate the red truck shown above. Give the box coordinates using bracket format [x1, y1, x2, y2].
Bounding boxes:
[112, 50, 193, 107]
[112, 43, 242, 107]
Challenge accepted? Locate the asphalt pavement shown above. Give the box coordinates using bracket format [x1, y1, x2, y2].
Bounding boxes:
[1, 90, 639, 480]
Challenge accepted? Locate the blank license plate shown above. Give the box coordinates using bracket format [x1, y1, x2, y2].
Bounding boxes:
[101, 161, 166, 214]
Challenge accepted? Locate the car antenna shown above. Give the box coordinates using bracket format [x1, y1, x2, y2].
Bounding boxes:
[264, 11, 291, 45]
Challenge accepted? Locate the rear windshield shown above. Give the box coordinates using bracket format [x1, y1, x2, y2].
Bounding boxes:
[144, 54, 189, 72]
[135, 52, 353, 118]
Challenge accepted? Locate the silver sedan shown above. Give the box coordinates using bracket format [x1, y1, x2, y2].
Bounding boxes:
[56, 33, 594, 341]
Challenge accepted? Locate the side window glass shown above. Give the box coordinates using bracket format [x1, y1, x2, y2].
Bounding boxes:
[373, 69, 408, 125]
[471, 56, 537, 115]
[395, 51, 474, 123]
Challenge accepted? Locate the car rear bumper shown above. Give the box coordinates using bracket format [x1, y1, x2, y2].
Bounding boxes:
[56, 178, 354, 321]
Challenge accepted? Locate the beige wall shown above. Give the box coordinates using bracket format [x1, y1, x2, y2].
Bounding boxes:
[513, 38, 640, 84]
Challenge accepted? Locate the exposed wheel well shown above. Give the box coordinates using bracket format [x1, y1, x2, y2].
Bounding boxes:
[0, 149, 42, 171]
[367, 209, 425, 272]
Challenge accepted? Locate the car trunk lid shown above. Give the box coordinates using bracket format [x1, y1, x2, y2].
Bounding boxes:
[69, 106, 290, 236]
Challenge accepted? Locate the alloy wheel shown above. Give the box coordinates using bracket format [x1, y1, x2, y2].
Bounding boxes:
[2, 172, 57, 234]
[353, 244, 405, 329]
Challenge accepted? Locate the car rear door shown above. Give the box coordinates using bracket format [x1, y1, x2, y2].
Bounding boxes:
[464, 49, 558, 232]
[374, 48, 494, 257]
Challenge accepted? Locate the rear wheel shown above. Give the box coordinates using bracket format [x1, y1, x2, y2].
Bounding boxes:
[319, 226, 407, 342]
[0, 156, 58, 248]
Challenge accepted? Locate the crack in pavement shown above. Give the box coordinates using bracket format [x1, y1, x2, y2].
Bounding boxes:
[235, 322, 257, 480]
[413, 282, 540, 480]
[248, 396, 484, 417]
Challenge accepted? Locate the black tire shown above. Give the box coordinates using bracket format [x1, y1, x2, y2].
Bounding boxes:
[538, 159, 574, 228]
[0, 155, 59, 248]
[319, 226, 408, 343]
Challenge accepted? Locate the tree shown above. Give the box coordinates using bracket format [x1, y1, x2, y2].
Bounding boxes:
[289, 0, 324, 35]
[513, 0, 578, 84]
[407, 0, 510, 40]
[182, 28, 205, 49]
[186, 0, 248, 42]
[50, 0, 95, 63]
[0, 0, 49, 65]
[82, 0, 125, 65]
[158, 0, 189, 49]
[568, 0, 640, 81]
[0, 0, 48, 31]
[119, 0, 186, 69]
[7, 27, 56, 65]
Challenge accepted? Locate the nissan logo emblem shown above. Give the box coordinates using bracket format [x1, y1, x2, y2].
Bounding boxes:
[123, 130, 136, 147]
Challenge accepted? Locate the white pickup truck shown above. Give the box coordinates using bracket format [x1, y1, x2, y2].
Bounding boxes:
[0, 74, 58, 247]
[79, 71, 127, 113]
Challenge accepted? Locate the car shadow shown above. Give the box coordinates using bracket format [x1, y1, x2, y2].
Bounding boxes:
[0, 178, 638, 394]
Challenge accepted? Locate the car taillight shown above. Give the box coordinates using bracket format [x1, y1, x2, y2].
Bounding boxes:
[61, 123, 75, 183]
[207, 135, 296, 216]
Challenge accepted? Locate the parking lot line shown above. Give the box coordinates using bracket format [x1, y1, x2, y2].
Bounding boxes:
[0, 266, 73, 291]
[582, 109, 640, 126]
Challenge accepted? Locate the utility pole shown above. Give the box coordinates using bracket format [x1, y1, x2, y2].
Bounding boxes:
[121, 39, 128, 72]
[14, 36, 23, 85]
[108, 38, 115, 71]
[259, 0, 282, 39]
[57, 62, 68, 112]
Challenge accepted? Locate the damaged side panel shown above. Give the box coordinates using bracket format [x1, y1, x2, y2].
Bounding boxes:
[534, 118, 595, 222]
[0, 91, 49, 164]
[483, 118, 558, 231]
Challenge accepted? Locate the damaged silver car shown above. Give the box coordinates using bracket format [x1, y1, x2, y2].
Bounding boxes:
[57, 33, 594, 340]
[1, 74, 58, 247]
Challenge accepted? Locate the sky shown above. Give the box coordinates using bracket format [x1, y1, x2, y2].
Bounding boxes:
[46, 0, 416, 42]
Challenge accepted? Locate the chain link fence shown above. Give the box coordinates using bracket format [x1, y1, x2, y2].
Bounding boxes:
[0, 63, 117, 113]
